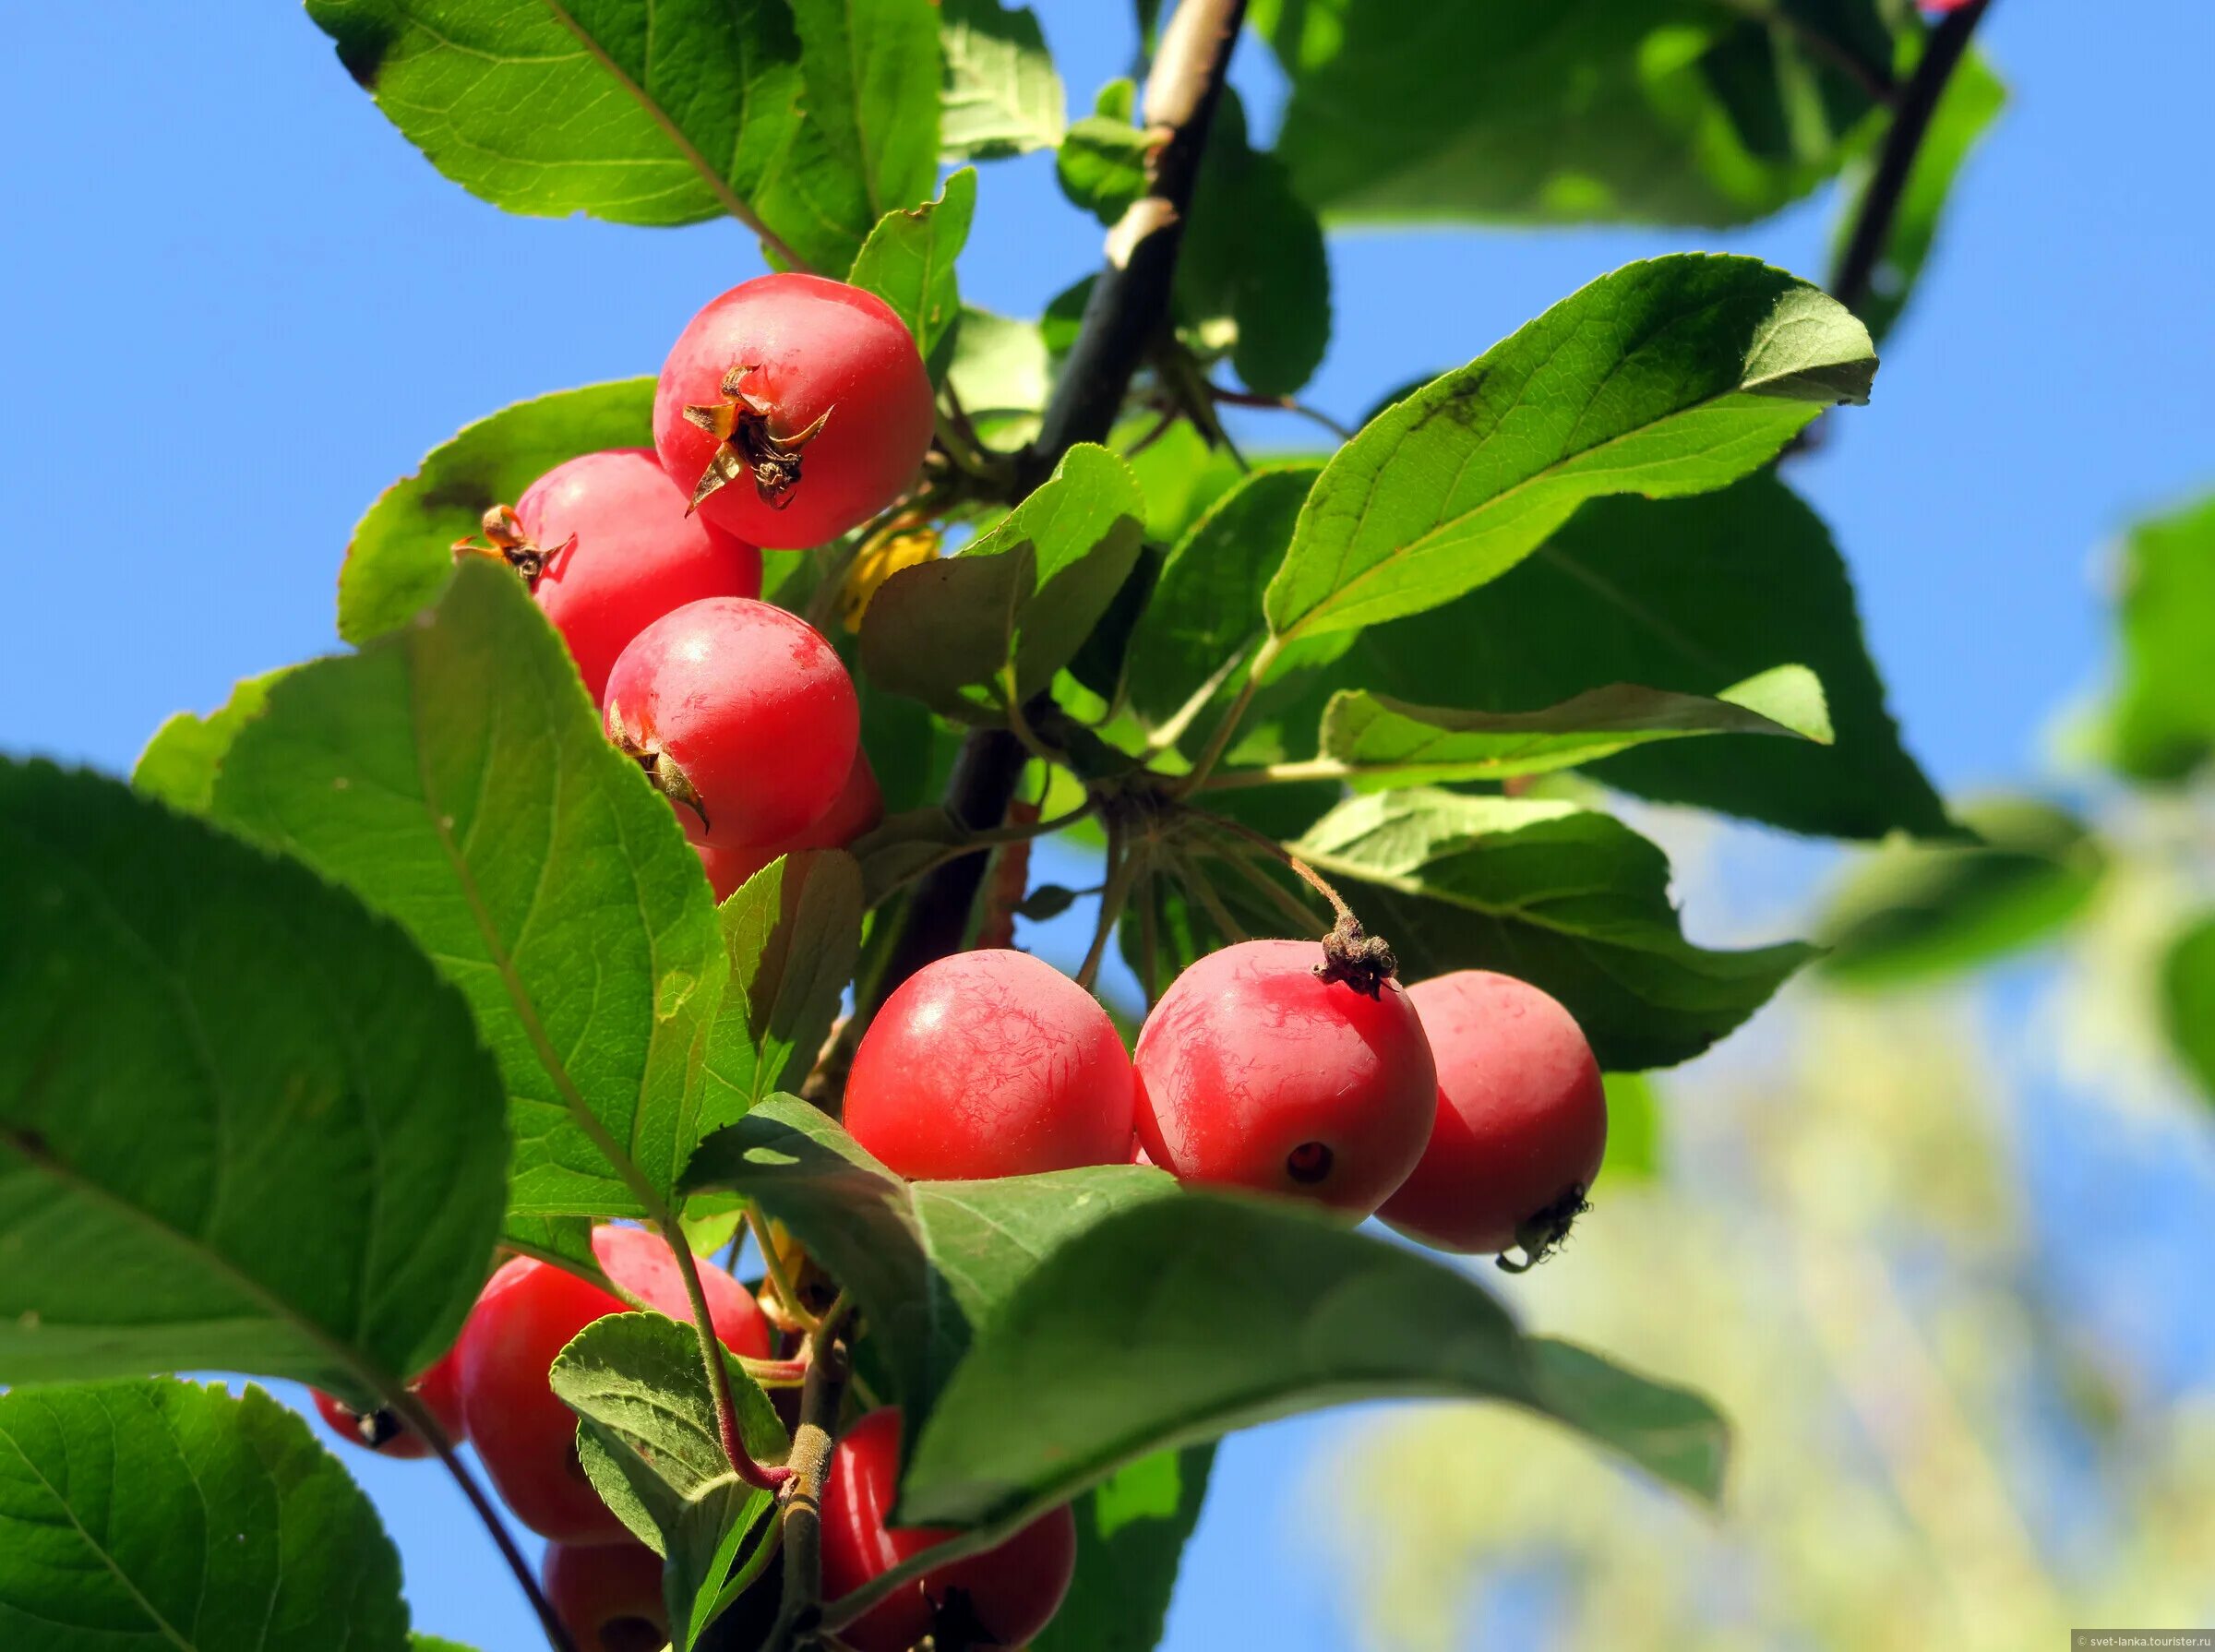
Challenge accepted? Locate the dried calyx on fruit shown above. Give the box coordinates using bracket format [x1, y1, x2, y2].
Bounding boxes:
[680, 361, 832, 515]
[452, 502, 567, 586]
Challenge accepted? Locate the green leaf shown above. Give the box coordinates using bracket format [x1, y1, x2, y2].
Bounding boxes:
[1816, 797, 2105, 987]
[1177, 91, 1332, 397]
[940, 0, 1066, 161]
[0, 761, 504, 1391]
[1602, 1071, 1663, 1181]
[1835, 48, 2005, 344]
[1263, 256, 1876, 648]
[302, 0, 926, 274]
[787, 0, 944, 266]
[1251, 0, 1899, 228]
[1118, 473, 1299, 728]
[848, 168, 978, 371]
[2161, 916, 2215, 1110]
[1031, 1447, 1214, 1652]
[338, 378, 655, 646]
[1327, 473, 1950, 839]
[945, 307, 1051, 452]
[213, 560, 724, 1223]
[1058, 114, 1150, 225]
[1121, 465, 1323, 731]
[0, 1380, 406, 1652]
[133, 665, 294, 813]
[704, 850, 864, 1114]
[551, 1313, 786, 1651]
[1288, 789, 1814, 1070]
[684, 1097, 1176, 1419]
[861, 444, 1145, 715]
[2106, 493, 2215, 784]
[901, 1194, 1727, 1535]
[1299, 665, 1831, 790]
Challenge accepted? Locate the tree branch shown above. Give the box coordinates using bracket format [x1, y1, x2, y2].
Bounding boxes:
[837, 0, 1253, 1043]
[1832, 0, 1994, 317]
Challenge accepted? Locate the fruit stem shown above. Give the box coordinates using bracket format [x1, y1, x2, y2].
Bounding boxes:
[1204, 379, 1356, 442]
[1191, 808, 1399, 996]
[663, 1226, 792, 1494]
[389, 1386, 582, 1652]
[1076, 820, 1143, 991]
[1831, 0, 1994, 320]
[1175, 636, 1278, 797]
[746, 1202, 822, 1335]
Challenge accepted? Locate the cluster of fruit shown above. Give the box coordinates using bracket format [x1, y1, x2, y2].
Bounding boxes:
[457, 272, 932, 898]
[316, 269, 1610, 1652]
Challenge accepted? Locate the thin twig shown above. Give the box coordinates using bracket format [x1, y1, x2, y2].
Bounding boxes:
[1207, 381, 1356, 442]
[768, 1301, 855, 1650]
[1832, 0, 1994, 317]
[1175, 635, 1280, 796]
[389, 1388, 580, 1652]
[1076, 821, 1141, 990]
[748, 1203, 821, 1336]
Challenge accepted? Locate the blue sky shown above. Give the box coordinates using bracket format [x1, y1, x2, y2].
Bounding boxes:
[4, 3, 2212, 1648]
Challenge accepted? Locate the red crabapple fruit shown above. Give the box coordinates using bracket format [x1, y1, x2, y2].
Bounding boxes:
[1380, 970, 1607, 1267]
[513, 448, 761, 703]
[820, 1407, 1077, 1652]
[844, 949, 1135, 1180]
[456, 1225, 769, 1544]
[310, 1341, 467, 1460]
[1133, 939, 1435, 1217]
[603, 596, 858, 850]
[542, 1539, 668, 1652]
[654, 273, 934, 549]
[693, 748, 883, 903]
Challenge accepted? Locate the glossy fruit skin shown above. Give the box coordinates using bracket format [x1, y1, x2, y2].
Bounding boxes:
[517, 448, 761, 704]
[603, 596, 858, 849]
[1380, 971, 1608, 1254]
[542, 1539, 668, 1652]
[845, 949, 1135, 1180]
[309, 1342, 467, 1460]
[820, 1408, 1077, 1652]
[1133, 939, 1436, 1217]
[654, 273, 934, 549]
[694, 748, 883, 903]
[457, 1225, 770, 1544]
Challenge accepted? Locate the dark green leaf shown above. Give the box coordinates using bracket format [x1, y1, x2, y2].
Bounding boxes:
[940, 0, 1066, 162]
[1017, 883, 1083, 922]
[1252, 0, 1899, 228]
[1330, 473, 1950, 839]
[2106, 493, 2215, 784]
[862, 444, 1144, 714]
[1287, 789, 1814, 1070]
[1835, 50, 2005, 342]
[0, 761, 504, 1391]
[1123, 464, 1323, 731]
[1817, 797, 2105, 986]
[1295, 665, 1831, 790]
[1264, 257, 1876, 648]
[848, 168, 977, 370]
[338, 378, 654, 646]
[1178, 91, 1332, 397]
[0, 1380, 406, 1652]
[704, 850, 863, 1112]
[304, 0, 930, 274]
[2161, 916, 2215, 1109]
[1031, 1447, 1214, 1652]
[901, 1194, 1727, 1533]
[552, 1313, 786, 1650]
[133, 666, 293, 813]
[213, 561, 724, 1222]
[684, 1098, 1175, 1418]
